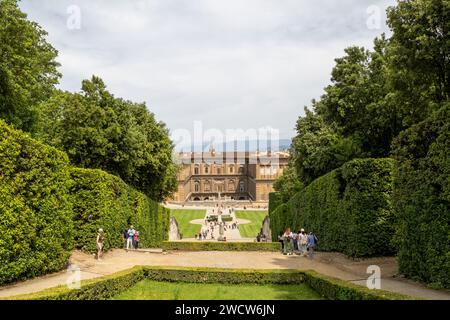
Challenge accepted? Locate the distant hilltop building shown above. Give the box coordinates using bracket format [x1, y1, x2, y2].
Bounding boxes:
[170, 147, 290, 203]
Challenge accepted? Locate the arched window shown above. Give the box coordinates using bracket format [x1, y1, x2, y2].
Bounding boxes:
[228, 180, 235, 191]
[194, 165, 200, 175]
[194, 181, 200, 192]
[239, 181, 245, 192]
[204, 181, 211, 192]
[204, 165, 209, 174]
[229, 166, 234, 174]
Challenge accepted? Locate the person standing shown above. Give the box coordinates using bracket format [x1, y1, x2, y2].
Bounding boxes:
[96, 228, 104, 260]
[307, 231, 319, 259]
[292, 230, 299, 252]
[126, 226, 135, 251]
[298, 229, 308, 257]
[122, 228, 128, 249]
[133, 230, 140, 249]
[283, 228, 293, 255]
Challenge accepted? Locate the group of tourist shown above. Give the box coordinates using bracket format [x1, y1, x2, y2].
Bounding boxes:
[196, 220, 231, 241]
[212, 204, 235, 216]
[278, 228, 318, 258]
[123, 226, 140, 251]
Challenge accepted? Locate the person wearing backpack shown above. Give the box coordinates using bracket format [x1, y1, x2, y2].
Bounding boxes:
[307, 231, 319, 259]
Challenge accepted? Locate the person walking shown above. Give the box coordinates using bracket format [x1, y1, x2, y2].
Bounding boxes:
[96, 228, 104, 260]
[126, 226, 135, 251]
[133, 230, 140, 249]
[298, 229, 308, 257]
[283, 228, 294, 255]
[307, 231, 319, 259]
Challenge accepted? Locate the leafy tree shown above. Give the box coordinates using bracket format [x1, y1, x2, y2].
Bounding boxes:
[36, 76, 178, 201]
[315, 38, 403, 158]
[291, 108, 363, 185]
[0, 0, 60, 132]
[386, 0, 450, 127]
[273, 165, 304, 203]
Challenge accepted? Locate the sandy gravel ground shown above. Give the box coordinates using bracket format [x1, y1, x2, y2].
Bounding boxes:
[0, 249, 449, 300]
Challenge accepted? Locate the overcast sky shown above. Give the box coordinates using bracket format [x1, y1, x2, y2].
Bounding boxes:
[20, 0, 394, 145]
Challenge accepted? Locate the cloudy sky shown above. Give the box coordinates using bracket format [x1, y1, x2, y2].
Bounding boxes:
[20, 0, 394, 147]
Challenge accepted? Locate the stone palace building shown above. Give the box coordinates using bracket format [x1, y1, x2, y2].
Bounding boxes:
[170, 148, 290, 203]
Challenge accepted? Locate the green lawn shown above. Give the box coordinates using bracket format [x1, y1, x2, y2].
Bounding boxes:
[112, 280, 322, 300]
[235, 210, 268, 238]
[170, 209, 206, 238]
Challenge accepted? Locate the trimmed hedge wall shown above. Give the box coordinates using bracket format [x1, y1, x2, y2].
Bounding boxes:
[8, 267, 414, 300]
[392, 104, 450, 289]
[0, 121, 170, 285]
[161, 241, 281, 252]
[270, 158, 396, 257]
[0, 120, 74, 285]
[70, 168, 170, 252]
[268, 192, 282, 215]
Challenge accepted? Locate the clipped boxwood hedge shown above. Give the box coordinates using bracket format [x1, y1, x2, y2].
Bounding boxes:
[0, 120, 74, 285]
[161, 241, 281, 252]
[270, 158, 396, 257]
[70, 168, 170, 252]
[7, 266, 414, 300]
[392, 104, 450, 289]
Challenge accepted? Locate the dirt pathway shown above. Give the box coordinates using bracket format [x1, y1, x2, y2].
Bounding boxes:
[0, 250, 448, 300]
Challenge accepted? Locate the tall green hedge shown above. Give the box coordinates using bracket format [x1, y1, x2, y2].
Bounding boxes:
[392, 104, 450, 289]
[70, 168, 170, 252]
[270, 158, 395, 257]
[0, 120, 74, 285]
[268, 192, 282, 215]
[0, 121, 170, 285]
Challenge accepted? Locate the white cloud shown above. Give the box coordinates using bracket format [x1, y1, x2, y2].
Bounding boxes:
[19, 0, 395, 142]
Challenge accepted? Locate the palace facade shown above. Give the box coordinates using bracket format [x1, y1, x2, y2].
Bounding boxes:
[170, 149, 290, 203]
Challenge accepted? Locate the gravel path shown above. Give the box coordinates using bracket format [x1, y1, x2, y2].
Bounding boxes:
[1, 250, 449, 300]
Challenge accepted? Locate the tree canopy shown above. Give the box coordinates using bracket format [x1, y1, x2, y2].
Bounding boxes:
[280, 0, 450, 190]
[35, 76, 178, 201]
[0, 0, 60, 132]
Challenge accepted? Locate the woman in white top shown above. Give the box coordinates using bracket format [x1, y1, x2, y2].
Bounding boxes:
[282, 228, 294, 255]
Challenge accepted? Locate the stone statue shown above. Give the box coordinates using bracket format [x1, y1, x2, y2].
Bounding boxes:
[169, 217, 182, 240]
[218, 222, 225, 241]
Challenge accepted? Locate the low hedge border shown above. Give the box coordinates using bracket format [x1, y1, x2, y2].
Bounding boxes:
[7, 266, 415, 300]
[161, 241, 281, 252]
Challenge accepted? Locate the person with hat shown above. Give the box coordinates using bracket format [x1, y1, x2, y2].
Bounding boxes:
[96, 228, 105, 260]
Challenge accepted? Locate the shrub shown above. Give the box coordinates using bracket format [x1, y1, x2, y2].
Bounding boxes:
[0, 120, 74, 285]
[70, 168, 170, 252]
[161, 241, 281, 252]
[8, 267, 414, 300]
[270, 158, 396, 257]
[221, 215, 233, 222]
[391, 104, 450, 289]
